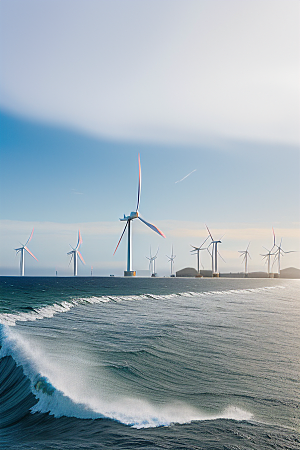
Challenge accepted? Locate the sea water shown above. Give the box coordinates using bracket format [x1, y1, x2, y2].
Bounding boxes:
[0, 277, 299, 449]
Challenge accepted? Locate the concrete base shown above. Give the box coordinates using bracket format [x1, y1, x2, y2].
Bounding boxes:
[124, 271, 136, 277]
[274, 273, 280, 278]
[213, 273, 220, 277]
[244, 273, 248, 278]
[269, 273, 274, 278]
[195, 273, 203, 278]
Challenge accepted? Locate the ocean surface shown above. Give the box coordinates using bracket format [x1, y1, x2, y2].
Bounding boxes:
[0, 276, 299, 449]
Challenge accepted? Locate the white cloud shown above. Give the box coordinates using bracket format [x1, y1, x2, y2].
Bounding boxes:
[0, 0, 299, 146]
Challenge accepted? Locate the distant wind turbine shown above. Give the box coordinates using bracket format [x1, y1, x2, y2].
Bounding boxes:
[260, 228, 277, 277]
[190, 236, 209, 275]
[67, 230, 85, 276]
[238, 243, 251, 277]
[15, 228, 38, 276]
[260, 247, 275, 277]
[166, 245, 176, 277]
[272, 231, 295, 277]
[146, 246, 159, 277]
[206, 225, 225, 277]
[114, 154, 165, 276]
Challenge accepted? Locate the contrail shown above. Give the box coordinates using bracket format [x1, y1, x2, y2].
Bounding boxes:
[175, 169, 197, 184]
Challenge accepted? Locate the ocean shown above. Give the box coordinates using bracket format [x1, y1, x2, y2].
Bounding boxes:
[0, 276, 299, 449]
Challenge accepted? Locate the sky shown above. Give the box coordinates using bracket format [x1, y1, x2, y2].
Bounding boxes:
[0, 0, 299, 276]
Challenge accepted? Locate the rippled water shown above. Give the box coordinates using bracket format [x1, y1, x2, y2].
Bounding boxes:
[1, 277, 299, 449]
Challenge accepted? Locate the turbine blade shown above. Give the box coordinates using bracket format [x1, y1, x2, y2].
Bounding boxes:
[205, 224, 213, 240]
[76, 230, 82, 249]
[154, 248, 159, 258]
[272, 227, 276, 245]
[68, 253, 74, 266]
[138, 217, 166, 238]
[200, 236, 209, 248]
[24, 246, 38, 261]
[246, 242, 250, 251]
[25, 228, 34, 246]
[136, 153, 141, 212]
[113, 221, 128, 255]
[77, 251, 85, 265]
[218, 251, 226, 263]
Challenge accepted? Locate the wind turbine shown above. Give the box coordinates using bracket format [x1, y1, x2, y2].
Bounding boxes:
[67, 230, 85, 276]
[190, 236, 209, 276]
[114, 154, 165, 276]
[206, 225, 225, 277]
[15, 228, 38, 276]
[272, 232, 295, 277]
[166, 245, 176, 277]
[238, 243, 251, 277]
[260, 228, 277, 277]
[260, 247, 275, 277]
[146, 246, 159, 277]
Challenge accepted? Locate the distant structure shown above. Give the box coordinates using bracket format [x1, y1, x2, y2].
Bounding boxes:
[113, 154, 165, 276]
[238, 243, 251, 277]
[15, 229, 38, 276]
[91, 266, 93, 276]
[176, 267, 198, 277]
[166, 245, 176, 277]
[67, 230, 85, 276]
[206, 225, 225, 277]
[272, 234, 295, 278]
[260, 247, 275, 277]
[190, 236, 209, 277]
[146, 247, 159, 277]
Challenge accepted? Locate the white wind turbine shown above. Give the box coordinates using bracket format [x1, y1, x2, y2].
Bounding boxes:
[15, 229, 38, 276]
[260, 228, 277, 277]
[166, 245, 176, 277]
[146, 246, 159, 277]
[261, 247, 275, 277]
[272, 229, 295, 277]
[67, 230, 85, 276]
[114, 154, 165, 276]
[206, 225, 225, 277]
[190, 236, 209, 275]
[238, 243, 251, 276]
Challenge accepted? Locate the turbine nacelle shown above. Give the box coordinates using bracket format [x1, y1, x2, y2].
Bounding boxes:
[120, 211, 139, 221]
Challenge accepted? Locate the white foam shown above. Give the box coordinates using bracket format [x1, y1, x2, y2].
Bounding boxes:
[1, 324, 255, 428]
[0, 285, 285, 326]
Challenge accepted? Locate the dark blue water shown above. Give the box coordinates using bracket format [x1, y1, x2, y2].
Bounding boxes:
[1, 277, 299, 449]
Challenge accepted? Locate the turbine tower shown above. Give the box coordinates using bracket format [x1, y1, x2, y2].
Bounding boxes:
[67, 230, 85, 276]
[146, 246, 159, 277]
[238, 243, 251, 277]
[206, 225, 225, 277]
[190, 236, 209, 276]
[114, 154, 165, 276]
[166, 245, 176, 277]
[15, 229, 38, 276]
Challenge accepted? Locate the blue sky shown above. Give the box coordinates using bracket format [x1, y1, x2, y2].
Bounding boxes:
[0, 0, 299, 276]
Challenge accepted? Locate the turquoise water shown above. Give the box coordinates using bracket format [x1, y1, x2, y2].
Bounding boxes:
[1, 277, 299, 449]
